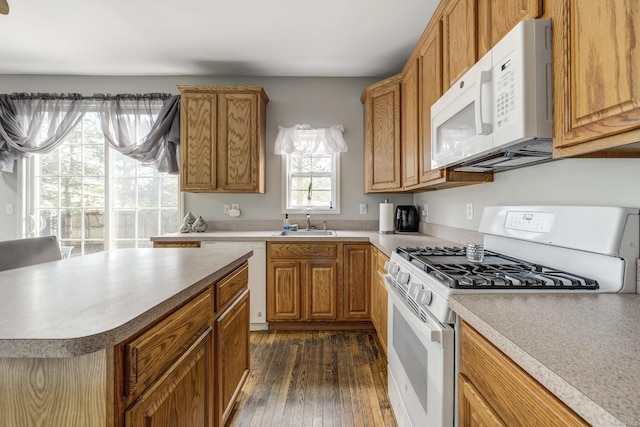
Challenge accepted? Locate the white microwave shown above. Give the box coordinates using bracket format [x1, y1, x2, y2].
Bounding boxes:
[431, 19, 553, 172]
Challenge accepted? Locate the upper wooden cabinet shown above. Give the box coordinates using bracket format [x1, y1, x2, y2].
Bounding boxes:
[441, 0, 478, 90]
[362, 75, 402, 193]
[477, 0, 543, 57]
[402, 60, 420, 189]
[178, 86, 268, 193]
[552, 1, 640, 158]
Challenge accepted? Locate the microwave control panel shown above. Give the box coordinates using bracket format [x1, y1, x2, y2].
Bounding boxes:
[495, 57, 516, 129]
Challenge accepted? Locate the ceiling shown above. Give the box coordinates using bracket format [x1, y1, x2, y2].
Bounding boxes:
[0, 0, 440, 77]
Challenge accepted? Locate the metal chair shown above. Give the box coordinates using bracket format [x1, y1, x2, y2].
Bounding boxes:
[0, 236, 63, 272]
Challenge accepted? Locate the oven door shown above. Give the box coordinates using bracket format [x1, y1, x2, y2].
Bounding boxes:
[385, 275, 454, 427]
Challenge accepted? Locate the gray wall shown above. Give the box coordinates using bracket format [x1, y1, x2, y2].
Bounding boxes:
[415, 157, 640, 231]
[0, 75, 414, 240]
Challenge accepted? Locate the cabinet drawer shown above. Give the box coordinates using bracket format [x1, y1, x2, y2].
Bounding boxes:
[459, 321, 588, 426]
[153, 241, 202, 248]
[216, 263, 249, 312]
[376, 250, 389, 273]
[124, 289, 213, 401]
[269, 243, 338, 259]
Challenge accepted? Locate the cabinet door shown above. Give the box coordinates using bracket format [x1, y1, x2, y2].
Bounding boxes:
[375, 251, 389, 355]
[125, 328, 213, 427]
[458, 374, 506, 427]
[342, 244, 371, 320]
[442, 0, 477, 90]
[477, 0, 542, 56]
[267, 261, 302, 320]
[370, 248, 380, 330]
[402, 59, 420, 188]
[216, 290, 250, 426]
[217, 93, 263, 192]
[418, 21, 444, 184]
[180, 92, 217, 191]
[554, 1, 640, 156]
[363, 76, 402, 192]
[307, 261, 338, 320]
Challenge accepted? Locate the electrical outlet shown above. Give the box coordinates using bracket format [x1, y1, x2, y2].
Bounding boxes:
[5, 203, 13, 215]
[466, 203, 474, 220]
[231, 203, 239, 210]
[224, 204, 230, 215]
[359, 203, 368, 215]
[422, 204, 429, 217]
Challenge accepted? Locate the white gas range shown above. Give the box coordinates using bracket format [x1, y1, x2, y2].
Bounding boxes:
[384, 205, 640, 427]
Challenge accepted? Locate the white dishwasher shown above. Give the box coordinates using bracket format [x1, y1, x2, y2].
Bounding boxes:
[202, 241, 267, 331]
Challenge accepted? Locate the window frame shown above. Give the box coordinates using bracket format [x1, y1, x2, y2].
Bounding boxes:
[281, 149, 341, 215]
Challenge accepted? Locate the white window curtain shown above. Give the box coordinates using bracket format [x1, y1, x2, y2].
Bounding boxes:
[0, 93, 88, 173]
[97, 94, 181, 174]
[274, 124, 348, 155]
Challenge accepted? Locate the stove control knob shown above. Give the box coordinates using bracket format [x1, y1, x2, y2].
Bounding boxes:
[419, 289, 433, 306]
[387, 262, 400, 277]
[397, 271, 410, 285]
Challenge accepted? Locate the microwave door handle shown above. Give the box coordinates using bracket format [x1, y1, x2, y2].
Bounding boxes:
[475, 70, 493, 135]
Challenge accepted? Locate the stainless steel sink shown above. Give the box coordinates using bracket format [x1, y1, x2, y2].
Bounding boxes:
[273, 230, 337, 237]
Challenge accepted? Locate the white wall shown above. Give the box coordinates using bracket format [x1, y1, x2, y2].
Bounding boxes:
[415, 158, 640, 231]
[0, 75, 414, 240]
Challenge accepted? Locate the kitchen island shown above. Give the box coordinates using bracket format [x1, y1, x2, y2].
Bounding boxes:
[450, 293, 640, 426]
[0, 247, 252, 427]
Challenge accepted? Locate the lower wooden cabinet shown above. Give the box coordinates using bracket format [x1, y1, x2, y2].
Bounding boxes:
[216, 290, 250, 426]
[125, 328, 214, 427]
[459, 321, 588, 426]
[267, 242, 372, 325]
[370, 248, 389, 355]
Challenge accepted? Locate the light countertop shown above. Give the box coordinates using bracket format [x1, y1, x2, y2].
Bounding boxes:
[450, 293, 640, 426]
[0, 248, 251, 358]
[151, 230, 460, 258]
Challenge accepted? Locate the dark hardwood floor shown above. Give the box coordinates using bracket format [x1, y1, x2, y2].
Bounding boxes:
[227, 330, 397, 427]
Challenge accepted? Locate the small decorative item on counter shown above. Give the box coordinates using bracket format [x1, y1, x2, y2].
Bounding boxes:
[179, 222, 191, 233]
[290, 224, 298, 231]
[183, 211, 196, 226]
[283, 213, 290, 230]
[191, 216, 208, 232]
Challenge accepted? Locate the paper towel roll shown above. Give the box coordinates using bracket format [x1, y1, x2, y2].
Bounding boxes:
[379, 202, 394, 234]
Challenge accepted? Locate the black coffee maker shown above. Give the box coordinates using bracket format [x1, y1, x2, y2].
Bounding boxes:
[395, 205, 419, 232]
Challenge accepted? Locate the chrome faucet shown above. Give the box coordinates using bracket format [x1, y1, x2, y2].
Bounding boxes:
[306, 214, 311, 231]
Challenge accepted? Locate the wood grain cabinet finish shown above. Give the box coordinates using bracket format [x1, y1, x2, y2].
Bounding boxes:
[178, 86, 268, 193]
[216, 262, 249, 313]
[442, 0, 478, 90]
[370, 248, 389, 355]
[153, 241, 202, 248]
[362, 75, 403, 193]
[267, 243, 339, 322]
[402, 59, 420, 189]
[215, 290, 250, 427]
[125, 328, 214, 427]
[342, 244, 371, 319]
[552, 1, 640, 157]
[459, 321, 588, 426]
[477, 0, 542, 57]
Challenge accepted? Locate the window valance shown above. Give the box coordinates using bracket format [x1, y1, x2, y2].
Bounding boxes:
[274, 124, 347, 155]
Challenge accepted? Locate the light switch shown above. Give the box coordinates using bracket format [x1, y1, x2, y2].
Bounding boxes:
[360, 203, 368, 215]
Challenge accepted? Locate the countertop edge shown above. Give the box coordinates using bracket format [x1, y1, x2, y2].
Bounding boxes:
[0, 252, 252, 358]
[449, 297, 621, 426]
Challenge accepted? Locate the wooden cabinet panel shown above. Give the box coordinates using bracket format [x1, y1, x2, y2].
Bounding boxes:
[125, 328, 213, 427]
[217, 93, 264, 192]
[216, 262, 248, 312]
[362, 75, 402, 192]
[458, 374, 506, 427]
[442, 0, 477, 89]
[180, 92, 217, 191]
[124, 289, 212, 403]
[477, 0, 542, 56]
[178, 86, 267, 193]
[307, 261, 338, 320]
[216, 290, 250, 426]
[343, 244, 371, 319]
[459, 321, 588, 426]
[153, 241, 202, 248]
[402, 59, 420, 188]
[553, 1, 640, 156]
[370, 248, 388, 355]
[269, 242, 338, 259]
[267, 261, 302, 320]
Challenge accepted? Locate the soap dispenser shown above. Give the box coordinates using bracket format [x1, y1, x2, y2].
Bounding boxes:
[283, 214, 290, 231]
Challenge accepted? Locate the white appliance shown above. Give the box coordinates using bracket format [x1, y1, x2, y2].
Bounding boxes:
[431, 19, 553, 173]
[384, 205, 639, 426]
[202, 241, 268, 331]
